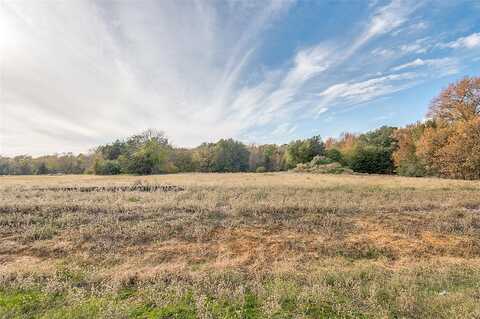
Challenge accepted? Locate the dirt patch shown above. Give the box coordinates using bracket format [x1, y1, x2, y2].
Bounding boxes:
[348, 220, 480, 259]
[106, 227, 324, 275]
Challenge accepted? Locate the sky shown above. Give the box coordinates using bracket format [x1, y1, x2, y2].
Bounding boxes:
[1, 0, 479, 156]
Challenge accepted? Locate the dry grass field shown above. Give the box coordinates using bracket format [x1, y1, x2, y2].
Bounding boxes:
[1, 173, 480, 318]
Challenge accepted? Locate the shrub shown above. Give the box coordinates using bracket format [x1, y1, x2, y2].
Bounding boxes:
[310, 155, 333, 165]
[256, 166, 266, 173]
[93, 159, 121, 175]
[325, 148, 343, 163]
[349, 146, 394, 174]
[395, 160, 427, 177]
[292, 155, 352, 174]
[294, 162, 352, 174]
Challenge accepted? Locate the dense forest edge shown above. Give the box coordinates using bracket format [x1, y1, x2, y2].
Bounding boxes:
[2, 76, 479, 180]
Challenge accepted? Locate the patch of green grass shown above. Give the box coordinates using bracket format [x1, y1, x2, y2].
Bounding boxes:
[43, 297, 105, 319]
[0, 289, 64, 319]
[0, 289, 44, 318]
[242, 291, 261, 319]
[117, 287, 137, 301]
[127, 197, 141, 203]
[204, 298, 244, 318]
[303, 302, 368, 319]
[129, 296, 197, 319]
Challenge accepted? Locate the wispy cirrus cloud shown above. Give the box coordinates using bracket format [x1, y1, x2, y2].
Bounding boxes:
[391, 57, 459, 75]
[0, 0, 293, 154]
[317, 72, 419, 109]
[236, 0, 423, 125]
[441, 32, 480, 49]
[0, 0, 478, 155]
[315, 55, 460, 112]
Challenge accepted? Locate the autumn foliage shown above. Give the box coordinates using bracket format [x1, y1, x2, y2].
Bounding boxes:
[428, 77, 480, 123]
[393, 76, 480, 179]
[392, 122, 430, 177]
[323, 76, 480, 179]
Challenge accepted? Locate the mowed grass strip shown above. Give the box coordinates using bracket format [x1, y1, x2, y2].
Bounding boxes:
[1, 173, 480, 318]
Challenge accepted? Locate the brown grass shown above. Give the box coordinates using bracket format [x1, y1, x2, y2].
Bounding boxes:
[1, 173, 480, 318]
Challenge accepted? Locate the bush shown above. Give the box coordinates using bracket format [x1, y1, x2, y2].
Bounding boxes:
[349, 146, 394, 174]
[292, 155, 352, 174]
[310, 155, 333, 165]
[256, 166, 266, 173]
[294, 162, 353, 174]
[395, 160, 427, 177]
[325, 148, 343, 163]
[94, 160, 121, 175]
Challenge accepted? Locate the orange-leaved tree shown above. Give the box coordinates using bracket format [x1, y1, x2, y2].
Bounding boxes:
[435, 118, 480, 180]
[428, 76, 480, 123]
[414, 76, 480, 179]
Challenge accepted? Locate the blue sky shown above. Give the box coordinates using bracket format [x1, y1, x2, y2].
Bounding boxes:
[1, 0, 479, 155]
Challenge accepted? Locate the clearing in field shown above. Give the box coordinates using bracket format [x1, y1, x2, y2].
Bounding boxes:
[1, 173, 480, 318]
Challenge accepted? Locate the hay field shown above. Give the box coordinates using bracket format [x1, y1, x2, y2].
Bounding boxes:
[1, 173, 480, 318]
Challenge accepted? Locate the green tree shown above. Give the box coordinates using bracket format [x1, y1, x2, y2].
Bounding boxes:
[325, 148, 343, 163]
[35, 162, 49, 175]
[124, 140, 169, 175]
[357, 126, 397, 150]
[347, 126, 397, 174]
[212, 139, 249, 172]
[171, 148, 195, 172]
[193, 143, 216, 172]
[93, 159, 121, 175]
[98, 140, 127, 160]
[349, 146, 394, 174]
[285, 135, 325, 168]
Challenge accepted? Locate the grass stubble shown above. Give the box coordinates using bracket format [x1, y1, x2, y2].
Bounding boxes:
[0, 173, 479, 318]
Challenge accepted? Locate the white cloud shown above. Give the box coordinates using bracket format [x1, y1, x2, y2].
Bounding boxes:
[317, 72, 418, 107]
[357, 0, 419, 47]
[372, 48, 396, 57]
[371, 37, 431, 60]
[391, 20, 428, 36]
[399, 42, 427, 54]
[314, 55, 460, 114]
[1, 0, 472, 156]
[0, 1, 293, 155]
[248, 0, 420, 121]
[1, 0, 422, 155]
[410, 21, 428, 31]
[391, 58, 427, 70]
[391, 57, 459, 75]
[442, 33, 480, 49]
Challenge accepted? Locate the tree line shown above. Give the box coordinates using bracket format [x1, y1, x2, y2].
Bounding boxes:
[1, 76, 479, 180]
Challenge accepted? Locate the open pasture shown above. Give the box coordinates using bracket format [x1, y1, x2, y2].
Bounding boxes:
[1, 173, 480, 318]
